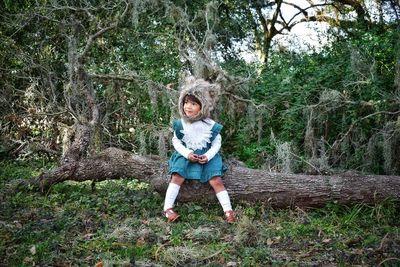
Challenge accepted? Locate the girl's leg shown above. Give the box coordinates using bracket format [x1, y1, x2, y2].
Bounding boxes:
[209, 176, 235, 223]
[163, 173, 184, 221]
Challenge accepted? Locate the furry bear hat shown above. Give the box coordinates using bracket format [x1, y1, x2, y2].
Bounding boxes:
[178, 76, 221, 122]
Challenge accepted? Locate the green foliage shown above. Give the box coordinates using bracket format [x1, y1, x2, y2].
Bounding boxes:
[219, 23, 399, 173]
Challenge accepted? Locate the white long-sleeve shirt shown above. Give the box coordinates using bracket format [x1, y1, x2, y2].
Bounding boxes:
[172, 118, 222, 161]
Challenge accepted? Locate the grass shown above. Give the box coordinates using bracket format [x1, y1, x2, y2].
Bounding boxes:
[1, 159, 399, 266]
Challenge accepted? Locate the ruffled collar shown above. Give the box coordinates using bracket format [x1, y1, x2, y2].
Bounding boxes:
[181, 119, 215, 151]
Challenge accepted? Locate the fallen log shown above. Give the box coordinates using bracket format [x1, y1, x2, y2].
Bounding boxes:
[27, 147, 400, 208]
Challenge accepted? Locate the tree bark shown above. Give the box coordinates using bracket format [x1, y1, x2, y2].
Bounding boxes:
[28, 147, 400, 208]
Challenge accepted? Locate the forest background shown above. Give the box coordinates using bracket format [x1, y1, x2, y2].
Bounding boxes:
[1, 0, 400, 266]
[1, 0, 399, 174]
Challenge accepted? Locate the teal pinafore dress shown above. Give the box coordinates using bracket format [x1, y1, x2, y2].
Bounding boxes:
[168, 119, 226, 183]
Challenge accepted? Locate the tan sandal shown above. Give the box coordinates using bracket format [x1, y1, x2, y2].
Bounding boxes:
[224, 210, 236, 223]
[164, 208, 180, 222]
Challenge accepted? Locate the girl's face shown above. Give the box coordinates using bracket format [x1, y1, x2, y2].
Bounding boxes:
[183, 99, 201, 118]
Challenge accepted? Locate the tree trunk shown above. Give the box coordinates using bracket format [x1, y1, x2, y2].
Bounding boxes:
[28, 147, 400, 208]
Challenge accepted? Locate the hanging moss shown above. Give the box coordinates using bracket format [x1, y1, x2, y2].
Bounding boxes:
[383, 122, 400, 175]
[366, 132, 384, 174]
[138, 131, 147, 156]
[157, 130, 167, 158]
[276, 142, 293, 174]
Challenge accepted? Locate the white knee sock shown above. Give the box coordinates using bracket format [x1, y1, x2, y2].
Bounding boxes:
[163, 183, 181, 211]
[216, 190, 233, 212]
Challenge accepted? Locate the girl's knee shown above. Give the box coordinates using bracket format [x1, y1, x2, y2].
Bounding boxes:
[209, 176, 225, 189]
[171, 173, 185, 185]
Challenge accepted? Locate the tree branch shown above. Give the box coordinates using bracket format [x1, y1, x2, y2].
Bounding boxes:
[331, 110, 400, 153]
[79, 1, 130, 60]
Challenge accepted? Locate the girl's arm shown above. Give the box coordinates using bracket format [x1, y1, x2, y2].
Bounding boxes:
[172, 132, 193, 158]
[203, 134, 222, 161]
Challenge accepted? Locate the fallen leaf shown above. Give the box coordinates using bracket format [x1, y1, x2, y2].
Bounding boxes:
[136, 237, 146, 246]
[23, 257, 33, 263]
[30, 245, 36, 255]
[351, 248, 363, 255]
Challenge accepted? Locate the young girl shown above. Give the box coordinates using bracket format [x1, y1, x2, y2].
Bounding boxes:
[163, 77, 236, 223]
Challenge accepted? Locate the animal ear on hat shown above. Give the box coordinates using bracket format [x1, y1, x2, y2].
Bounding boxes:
[207, 83, 220, 98]
[184, 76, 196, 86]
[204, 83, 221, 112]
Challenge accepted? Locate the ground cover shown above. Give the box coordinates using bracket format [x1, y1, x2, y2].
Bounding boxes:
[0, 160, 399, 266]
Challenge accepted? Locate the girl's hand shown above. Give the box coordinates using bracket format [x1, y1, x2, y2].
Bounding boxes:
[188, 152, 199, 162]
[198, 155, 208, 164]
